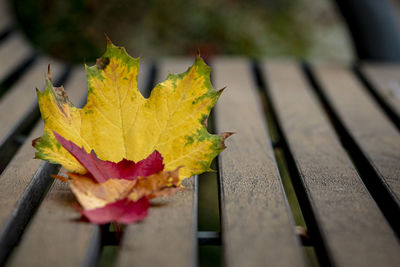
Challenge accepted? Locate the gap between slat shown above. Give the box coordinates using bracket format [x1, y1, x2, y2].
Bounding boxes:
[197, 63, 223, 266]
[353, 64, 400, 130]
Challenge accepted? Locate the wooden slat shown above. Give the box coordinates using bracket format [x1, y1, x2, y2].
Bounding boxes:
[6, 179, 101, 267]
[263, 61, 400, 267]
[0, 121, 57, 266]
[313, 64, 400, 205]
[117, 58, 197, 267]
[0, 33, 33, 81]
[137, 59, 151, 96]
[0, 67, 88, 265]
[213, 58, 305, 267]
[0, 57, 64, 147]
[360, 63, 400, 120]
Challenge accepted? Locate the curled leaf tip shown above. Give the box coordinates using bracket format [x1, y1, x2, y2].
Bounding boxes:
[51, 174, 69, 182]
[96, 56, 110, 70]
[218, 86, 227, 96]
[104, 33, 112, 46]
[219, 132, 234, 149]
[47, 64, 52, 82]
[31, 137, 39, 147]
[221, 132, 235, 141]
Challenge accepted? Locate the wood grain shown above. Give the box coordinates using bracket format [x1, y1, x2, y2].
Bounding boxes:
[0, 33, 33, 82]
[313, 64, 400, 205]
[212, 58, 305, 267]
[117, 58, 198, 267]
[0, 67, 88, 265]
[0, 120, 57, 265]
[360, 63, 400, 119]
[263, 61, 400, 267]
[6, 178, 101, 267]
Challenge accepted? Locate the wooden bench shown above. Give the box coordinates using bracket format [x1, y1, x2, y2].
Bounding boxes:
[1, 1, 400, 266]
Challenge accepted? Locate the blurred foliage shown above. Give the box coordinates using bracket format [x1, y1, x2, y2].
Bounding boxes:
[12, 0, 352, 63]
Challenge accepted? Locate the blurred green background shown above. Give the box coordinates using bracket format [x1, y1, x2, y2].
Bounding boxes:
[12, 0, 353, 63]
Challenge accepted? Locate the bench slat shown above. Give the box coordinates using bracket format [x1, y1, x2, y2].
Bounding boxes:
[6, 179, 101, 267]
[0, 33, 33, 82]
[263, 61, 400, 267]
[213, 58, 306, 267]
[313, 64, 400, 206]
[116, 59, 197, 267]
[0, 67, 89, 265]
[0, 122, 57, 265]
[360, 63, 400, 120]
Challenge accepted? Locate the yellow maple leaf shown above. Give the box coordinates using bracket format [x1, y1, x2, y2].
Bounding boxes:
[33, 39, 229, 180]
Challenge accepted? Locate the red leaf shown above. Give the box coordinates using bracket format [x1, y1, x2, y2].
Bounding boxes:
[80, 197, 149, 224]
[53, 131, 164, 183]
[134, 150, 164, 177]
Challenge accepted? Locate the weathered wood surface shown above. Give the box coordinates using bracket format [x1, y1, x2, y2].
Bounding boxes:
[213, 58, 305, 267]
[361, 63, 400, 120]
[313, 64, 400, 206]
[0, 33, 33, 82]
[117, 59, 198, 267]
[0, 57, 64, 148]
[0, 121, 57, 265]
[263, 61, 400, 267]
[1, 53, 400, 267]
[6, 179, 102, 267]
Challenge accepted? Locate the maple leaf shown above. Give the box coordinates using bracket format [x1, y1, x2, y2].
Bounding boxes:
[53, 132, 181, 224]
[53, 132, 181, 208]
[68, 173, 137, 210]
[126, 167, 181, 201]
[67, 156, 181, 224]
[33, 39, 230, 180]
[68, 168, 181, 210]
[53, 131, 163, 183]
[77, 197, 150, 225]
